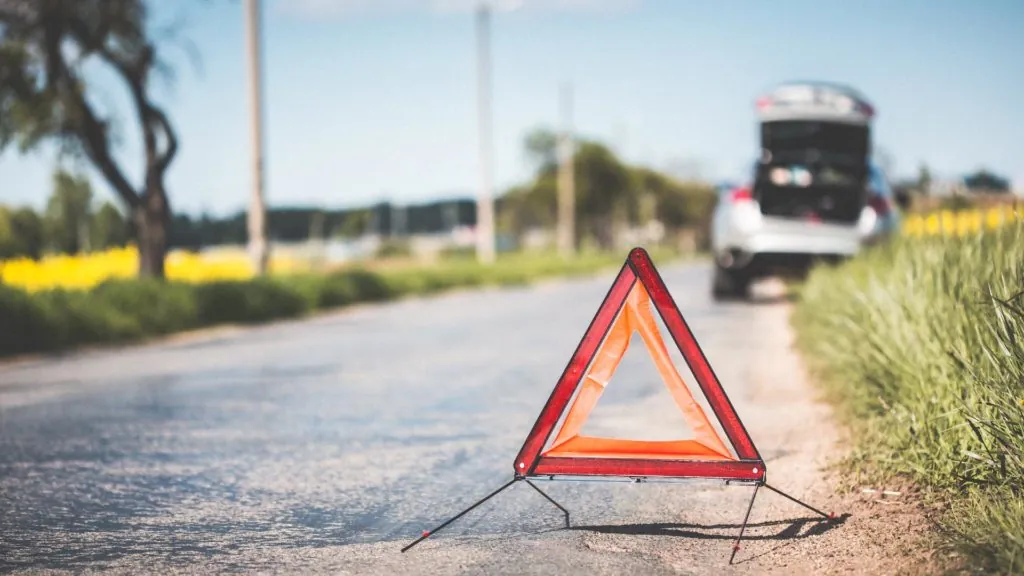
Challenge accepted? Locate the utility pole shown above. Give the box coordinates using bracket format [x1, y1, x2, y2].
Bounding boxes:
[557, 81, 576, 257]
[475, 2, 496, 264]
[244, 0, 269, 274]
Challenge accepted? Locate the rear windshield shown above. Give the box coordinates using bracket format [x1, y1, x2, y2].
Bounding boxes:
[754, 162, 867, 191]
[761, 120, 869, 161]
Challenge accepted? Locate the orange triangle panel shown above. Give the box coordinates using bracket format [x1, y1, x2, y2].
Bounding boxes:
[513, 248, 765, 481]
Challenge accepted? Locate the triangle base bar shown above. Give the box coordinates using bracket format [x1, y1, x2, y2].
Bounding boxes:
[400, 477, 836, 562]
[532, 457, 765, 481]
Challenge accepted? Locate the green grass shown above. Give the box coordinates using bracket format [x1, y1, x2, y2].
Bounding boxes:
[793, 222, 1024, 573]
[0, 248, 681, 359]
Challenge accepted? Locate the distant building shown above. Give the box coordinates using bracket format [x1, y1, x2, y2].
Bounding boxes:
[368, 198, 478, 237]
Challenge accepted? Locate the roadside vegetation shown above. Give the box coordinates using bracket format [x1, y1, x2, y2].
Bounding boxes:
[794, 220, 1024, 572]
[0, 249, 677, 359]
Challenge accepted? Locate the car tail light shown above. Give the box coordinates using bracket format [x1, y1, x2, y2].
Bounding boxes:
[868, 194, 890, 216]
[731, 187, 753, 203]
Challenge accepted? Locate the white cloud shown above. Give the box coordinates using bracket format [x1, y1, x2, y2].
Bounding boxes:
[276, 0, 640, 19]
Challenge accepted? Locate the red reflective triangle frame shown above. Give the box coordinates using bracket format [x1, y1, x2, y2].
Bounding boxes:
[513, 248, 765, 482]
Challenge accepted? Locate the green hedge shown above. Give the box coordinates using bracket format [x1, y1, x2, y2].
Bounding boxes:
[793, 222, 1024, 572]
[0, 250, 656, 358]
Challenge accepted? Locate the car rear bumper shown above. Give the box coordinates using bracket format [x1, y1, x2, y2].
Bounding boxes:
[737, 228, 862, 256]
[724, 219, 865, 259]
[716, 245, 851, 277]
[714, 215, 872, 274]
[746, 252, 849, 276]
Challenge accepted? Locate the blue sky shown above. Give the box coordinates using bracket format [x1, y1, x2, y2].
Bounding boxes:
[1, 0, 1022, 216]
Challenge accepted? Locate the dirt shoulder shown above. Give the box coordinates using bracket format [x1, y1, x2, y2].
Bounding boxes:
[725, 297, 941, 575]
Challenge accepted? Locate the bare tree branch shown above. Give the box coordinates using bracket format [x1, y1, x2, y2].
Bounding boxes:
[151, 105, 178, 174]
[95, 43, 176, 179]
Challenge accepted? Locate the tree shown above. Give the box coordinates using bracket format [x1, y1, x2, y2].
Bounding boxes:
[574, 140, 634, 249]
[506, 129, 637, 250]
[633, 167, 715, 229]
[0, 207, 13, 259]
[503, 128, 721, 251]
[92, 201, 129, 249]
[0, 205, 45, 260]
[333, 209, 371, 239]
[45, 168, 93, 254]
[963, 168, 1011, 193]
[498, 181, 558, 236]
[0, 1, 180, 277]
[9, 206, 45, 259]
[523, 128, 558, 171]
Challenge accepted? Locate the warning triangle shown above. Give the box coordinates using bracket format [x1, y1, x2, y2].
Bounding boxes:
[514, 248, 765, 481]
[402, 247, 835, 557]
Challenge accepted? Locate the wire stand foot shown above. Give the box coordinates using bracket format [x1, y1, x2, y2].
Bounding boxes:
[401, 477, 575, 553]
[763, 483, 833, 520]
[525, 479, 570, 528]
[401, 478, 518, 553]
[730, 484, 759, 565]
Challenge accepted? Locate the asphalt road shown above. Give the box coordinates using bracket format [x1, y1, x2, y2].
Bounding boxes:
[0, 261, 851, 575]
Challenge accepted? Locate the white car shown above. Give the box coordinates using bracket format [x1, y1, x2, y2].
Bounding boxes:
[710, 82, 900, 300]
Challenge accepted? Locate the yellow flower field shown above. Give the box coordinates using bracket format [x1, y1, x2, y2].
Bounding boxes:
[0, 246, 304, 293]
[901, 204, 1022, 238]
[2, 203, 1020, 293]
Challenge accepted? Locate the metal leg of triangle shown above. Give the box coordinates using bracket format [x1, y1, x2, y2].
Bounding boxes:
[762, 483, 832, 520]
[401, 477, 572, 553]
[402, 477, 834, 560]
[730, 484, 759, 564]
[525, 479, 571, 528]
[730, 482, 833, 565]
[401, 478, 518, 553]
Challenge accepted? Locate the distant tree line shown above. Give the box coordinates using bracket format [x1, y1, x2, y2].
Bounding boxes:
[0, 169, 129, 260]
[892, 165, 1012, 198]
[169, 129, 719, 253]
[4, 148, 1014, 262]
[0, 183, 479, 260]
[1, 127, 718, 261]
[962, 169, 1011, 193]
[167, 200, 479, 251]
[499, 128, 717, 251]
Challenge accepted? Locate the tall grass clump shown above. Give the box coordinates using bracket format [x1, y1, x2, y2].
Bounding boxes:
[793, 221, 1024, 572]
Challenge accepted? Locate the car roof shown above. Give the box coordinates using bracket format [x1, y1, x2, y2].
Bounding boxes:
[757, 81, 874, 124]
[767, 81, 868, 100]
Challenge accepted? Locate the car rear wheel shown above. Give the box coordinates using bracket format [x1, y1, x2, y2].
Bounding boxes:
[712, 264, 751, 301]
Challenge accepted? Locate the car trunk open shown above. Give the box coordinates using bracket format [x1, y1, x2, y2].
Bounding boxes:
[755, 120, 870, 224]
